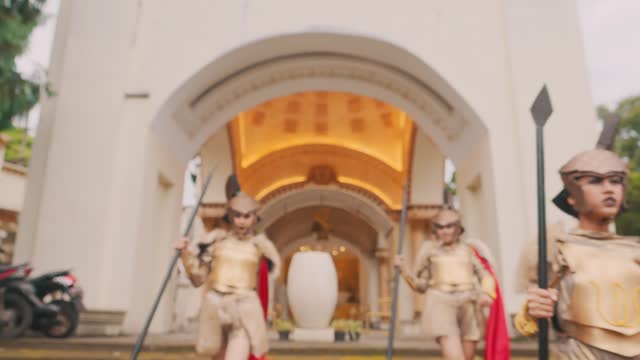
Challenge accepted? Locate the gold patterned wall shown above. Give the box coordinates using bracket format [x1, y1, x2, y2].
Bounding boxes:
[228, 91, 415, 209]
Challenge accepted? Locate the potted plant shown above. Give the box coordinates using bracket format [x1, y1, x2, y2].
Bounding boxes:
[348, 320, 362, 341]
[274, 319, 294, 341]
[331, 319, 349, 342]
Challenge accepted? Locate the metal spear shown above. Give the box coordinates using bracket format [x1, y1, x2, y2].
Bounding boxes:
[386, 178, 410, 360]
[530, 85, 553, 360]
[130, 167, 216, 359]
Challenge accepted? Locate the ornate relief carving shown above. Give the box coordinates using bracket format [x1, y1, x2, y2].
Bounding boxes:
[286, 100, 301, 114]
[350, 117, 365, 133]
[315, 103, 328, 117]
[251, 111, 265, 126]
[307, 165, 337, 185]
[347, 96, 363, 113]
[314, 120, 328, 135]
[238, 143, 404, 206]
[284, 117, 298, 133]
[381, 112, 392, 128]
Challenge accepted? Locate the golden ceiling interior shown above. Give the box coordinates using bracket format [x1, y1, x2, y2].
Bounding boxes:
[228, 91, 416, 209]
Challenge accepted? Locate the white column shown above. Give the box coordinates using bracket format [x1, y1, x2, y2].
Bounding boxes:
[15, 1, 144, 313]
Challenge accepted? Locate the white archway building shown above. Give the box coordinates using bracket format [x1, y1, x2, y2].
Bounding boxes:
[16, 1, 595, 334]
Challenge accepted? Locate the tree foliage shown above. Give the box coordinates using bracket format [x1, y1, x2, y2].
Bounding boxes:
[616, 172, 640, 235]
[598, 95, 640, 235]
[0, 0, 46, 131]
[1, 127, 33, 166]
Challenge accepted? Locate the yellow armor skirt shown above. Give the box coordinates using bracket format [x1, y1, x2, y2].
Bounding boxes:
[421, 289, 484, 341]
[196, 290, 268, 357]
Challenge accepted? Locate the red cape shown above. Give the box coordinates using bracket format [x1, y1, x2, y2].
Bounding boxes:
[471, 247, 511, 360]
[248, 258, 269, 360]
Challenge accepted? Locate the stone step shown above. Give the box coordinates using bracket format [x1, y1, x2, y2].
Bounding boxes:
[0, 333, 538, 356]
[0, 347, 539, 360]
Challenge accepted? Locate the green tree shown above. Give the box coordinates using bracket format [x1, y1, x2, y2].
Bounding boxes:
[598, 95, 640, 235]
[1, 127, 33, 166]
[616, 172, 640, 235]
[0, 0, 47, 131]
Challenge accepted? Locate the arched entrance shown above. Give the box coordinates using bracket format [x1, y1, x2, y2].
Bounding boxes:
[189, 88, 446, 327]
[152, 33, 487, 165]
[16, 2, 598, 335]
[269, 205, 377, 322]
[256, 182, 396, 324]
[18, 31, 501, 335]
[144, 32, 497, 334]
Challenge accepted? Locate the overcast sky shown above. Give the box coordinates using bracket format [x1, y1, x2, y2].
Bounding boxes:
[577, 0, 640, 108]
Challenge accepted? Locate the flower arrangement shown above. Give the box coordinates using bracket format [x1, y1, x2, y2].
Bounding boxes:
[331, 319, 362, 341]
[274, 319, 294, 340]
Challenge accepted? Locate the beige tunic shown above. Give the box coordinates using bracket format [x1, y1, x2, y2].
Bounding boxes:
[180, 229, 281, 357]
[518, 228, 640, 359]
[407, 240, 493, 341]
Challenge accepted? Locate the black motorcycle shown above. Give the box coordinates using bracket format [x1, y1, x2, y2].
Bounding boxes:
[0, 263, 41, 338]
[29, 270, 84, 338]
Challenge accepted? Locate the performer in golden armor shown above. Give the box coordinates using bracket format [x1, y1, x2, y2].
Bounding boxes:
[515, 148, 640, 359]
[394, 209, 499, 360]
[175, 177, 280, 360]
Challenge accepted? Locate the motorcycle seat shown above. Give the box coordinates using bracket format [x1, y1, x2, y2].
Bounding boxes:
[0, 262, 27, 273]
[29, 270, 70, 284]
[0, 264, 17, 272]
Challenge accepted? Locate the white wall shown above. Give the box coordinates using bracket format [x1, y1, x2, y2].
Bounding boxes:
[16, 0, 143, 310]
[496, 0, 598, 312]
[0, 166, 26, 213]
[411, 131, 445, 204]
[199, 129, 234, 204]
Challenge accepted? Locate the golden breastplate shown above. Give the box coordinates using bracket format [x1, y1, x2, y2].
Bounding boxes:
[209, 238, 260, 293]
[560, 238, 640, 356]
[430, 249, 474, 291]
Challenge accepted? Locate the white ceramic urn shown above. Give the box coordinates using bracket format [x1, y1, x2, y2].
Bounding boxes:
[286, 251, 338, 328]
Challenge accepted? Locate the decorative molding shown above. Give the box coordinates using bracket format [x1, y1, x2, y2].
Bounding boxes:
[237, 143, 405, 208]
[407, 204, 443, 220]
[199, 203, 226, 218]
[307, 164, 337, 185]
[385, 204, 442, 222]
[258, 179, 391, 212]
[179, 53, 465, 142]
[257, 184, 394, 235]
[269, 210, 378, 256]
